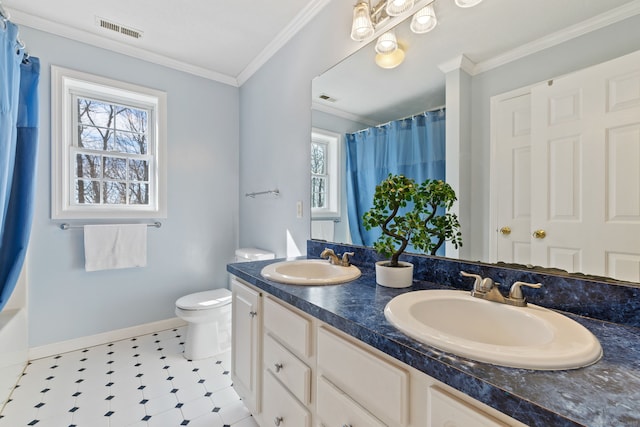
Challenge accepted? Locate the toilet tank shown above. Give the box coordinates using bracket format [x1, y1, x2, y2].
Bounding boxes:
[235, 248, 275, 262]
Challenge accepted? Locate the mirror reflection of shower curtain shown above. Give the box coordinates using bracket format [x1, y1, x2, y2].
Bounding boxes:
[345, 109, 445, 251]
[0, 18, 40, 311]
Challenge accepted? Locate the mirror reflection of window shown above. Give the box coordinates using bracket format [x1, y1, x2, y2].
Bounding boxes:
[311, 129, 341, 220]
[311, 140, 328, 210]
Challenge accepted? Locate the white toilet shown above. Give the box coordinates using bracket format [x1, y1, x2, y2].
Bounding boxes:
[175, 247, 274, 360]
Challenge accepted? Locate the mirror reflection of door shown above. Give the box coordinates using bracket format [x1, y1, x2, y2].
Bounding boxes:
[492, 49, 640, 282]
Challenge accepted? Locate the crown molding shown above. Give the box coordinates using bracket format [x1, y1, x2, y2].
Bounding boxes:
[237, 0, 332, 86]
[312, 101, 380, 128]
[438, 54, 476, 75]
[7, 7, 240, 86]
[6, 0, 333, 87]
[474, 0, 640, 75]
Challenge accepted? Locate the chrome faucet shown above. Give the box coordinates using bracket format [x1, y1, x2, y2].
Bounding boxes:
[460, 271, 541, 307]
[320, 248, 354, 267]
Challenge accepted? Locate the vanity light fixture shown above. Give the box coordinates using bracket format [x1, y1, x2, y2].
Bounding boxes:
[350, 0, 483, 68]
[350, 0, 483, 40]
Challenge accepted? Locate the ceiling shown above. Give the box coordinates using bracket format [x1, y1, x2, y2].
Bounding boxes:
[2, 0, 329, 86]
[4, 0, 640, 94]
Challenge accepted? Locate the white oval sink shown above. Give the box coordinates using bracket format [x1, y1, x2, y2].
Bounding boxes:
[260, 259, 361, 285]
[384, 290, 602, 370]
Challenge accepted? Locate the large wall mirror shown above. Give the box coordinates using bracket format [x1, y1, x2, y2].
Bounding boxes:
[311, 0, 640, 284]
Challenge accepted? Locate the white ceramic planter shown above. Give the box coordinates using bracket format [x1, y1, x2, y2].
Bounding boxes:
[375, 261, 414, 288]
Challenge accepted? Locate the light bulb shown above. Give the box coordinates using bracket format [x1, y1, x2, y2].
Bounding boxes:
[410, 4, 437, 34]
[386, 0, 415, 16]
[455, 0, 483, 8]
[350, 1, 374, 41]
[375, 31, 398, 54]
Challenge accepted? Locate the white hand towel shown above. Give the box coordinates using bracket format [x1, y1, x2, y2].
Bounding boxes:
[84, 224, 147, 272]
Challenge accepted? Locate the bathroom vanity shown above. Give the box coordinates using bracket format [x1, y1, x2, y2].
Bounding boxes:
[227, 242, 640, 427]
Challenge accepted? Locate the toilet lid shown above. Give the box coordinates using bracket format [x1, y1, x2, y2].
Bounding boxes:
[176, 289, 232, 310]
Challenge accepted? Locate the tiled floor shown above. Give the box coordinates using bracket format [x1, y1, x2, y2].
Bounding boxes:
[0, 327, 258, 427]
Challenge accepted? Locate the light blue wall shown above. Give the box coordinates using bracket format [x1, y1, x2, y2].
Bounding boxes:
[21, 27, 240, 347]
[238, 0, 355, 257]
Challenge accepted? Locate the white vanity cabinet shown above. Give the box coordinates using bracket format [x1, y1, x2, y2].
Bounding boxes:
[229, 276, 526, 427]
[230, 277, 262, 415]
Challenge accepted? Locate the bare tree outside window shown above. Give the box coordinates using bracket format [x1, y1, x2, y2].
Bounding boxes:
[311, 142, 328, 209]
[75, 97, 150, 207]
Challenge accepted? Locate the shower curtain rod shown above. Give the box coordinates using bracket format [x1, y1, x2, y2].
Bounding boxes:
[375, 104, 446, 128]
[353, 104, 446, 134]
[59, 222, 162, 230]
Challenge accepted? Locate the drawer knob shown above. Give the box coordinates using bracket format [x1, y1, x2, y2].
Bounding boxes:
[274, 416, 284, 426]
[342, 425, 353, 427]
[274, 362, 283, 373]
[249, 311, 258, 318]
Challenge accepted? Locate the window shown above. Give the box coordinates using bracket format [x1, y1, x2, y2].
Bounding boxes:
[311, 129, 340, 219]
[311, 140, 328, 210]
[52, 66, 167, 219]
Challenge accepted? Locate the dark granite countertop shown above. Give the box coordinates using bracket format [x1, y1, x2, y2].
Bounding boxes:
[227, 258, 640, 427]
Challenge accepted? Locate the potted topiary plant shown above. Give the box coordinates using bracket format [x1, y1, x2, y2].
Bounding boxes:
[362, 174, 462, 288]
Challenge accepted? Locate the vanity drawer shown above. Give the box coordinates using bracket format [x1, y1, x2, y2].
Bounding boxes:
[263, 332, 311, 404]
[429, 386, 508, 427]
[263, 370, 311, 427]
[317, 375, 386, 427]
[317, 326, 409, 426]
[264, 296, 311, 357]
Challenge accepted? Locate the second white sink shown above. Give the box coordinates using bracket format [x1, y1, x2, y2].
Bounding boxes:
[261, 259, 361, 285]
[384, 290, 602, 370]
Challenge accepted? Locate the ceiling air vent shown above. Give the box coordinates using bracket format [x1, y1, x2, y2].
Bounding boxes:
[96, 17, 143, 39]
[319, 94, 337, 103]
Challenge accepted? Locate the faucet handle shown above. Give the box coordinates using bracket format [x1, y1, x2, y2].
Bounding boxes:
[509, 281, 542, 300]
[341, 252, 354, 266]
[460, 271, 483, 291]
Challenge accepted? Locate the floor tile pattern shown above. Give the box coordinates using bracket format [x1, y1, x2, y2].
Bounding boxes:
[0, 327, 258, 427]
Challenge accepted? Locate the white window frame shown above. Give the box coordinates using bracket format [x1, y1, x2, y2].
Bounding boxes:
[51, 66, 167, 219]
[311, 128, 341, 219]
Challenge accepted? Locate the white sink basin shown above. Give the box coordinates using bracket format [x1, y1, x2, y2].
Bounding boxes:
[384, 290, 602, 370]
[260, 259, 361, 285]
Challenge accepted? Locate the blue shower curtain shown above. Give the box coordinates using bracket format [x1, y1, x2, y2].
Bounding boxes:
[345, 109, 445, 250]
[0, 19, 40, 311]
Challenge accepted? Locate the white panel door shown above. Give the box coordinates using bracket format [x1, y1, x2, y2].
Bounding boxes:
[493, 93, 532, 265]
[530, 50, 640, 281]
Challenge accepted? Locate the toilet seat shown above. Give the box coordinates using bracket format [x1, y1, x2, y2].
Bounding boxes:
[176, 289, 231, 311]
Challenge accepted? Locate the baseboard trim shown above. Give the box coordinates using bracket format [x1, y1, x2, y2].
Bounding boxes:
[28, 317, 187, 361]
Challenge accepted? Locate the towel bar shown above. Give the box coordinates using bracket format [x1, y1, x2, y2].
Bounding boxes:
[59, 222, 162, 230]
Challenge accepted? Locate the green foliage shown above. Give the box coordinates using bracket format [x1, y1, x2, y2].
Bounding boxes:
[362, 174, 463, 267]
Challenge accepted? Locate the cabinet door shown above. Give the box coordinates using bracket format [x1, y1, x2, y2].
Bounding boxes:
[231, 278, 261, 414]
